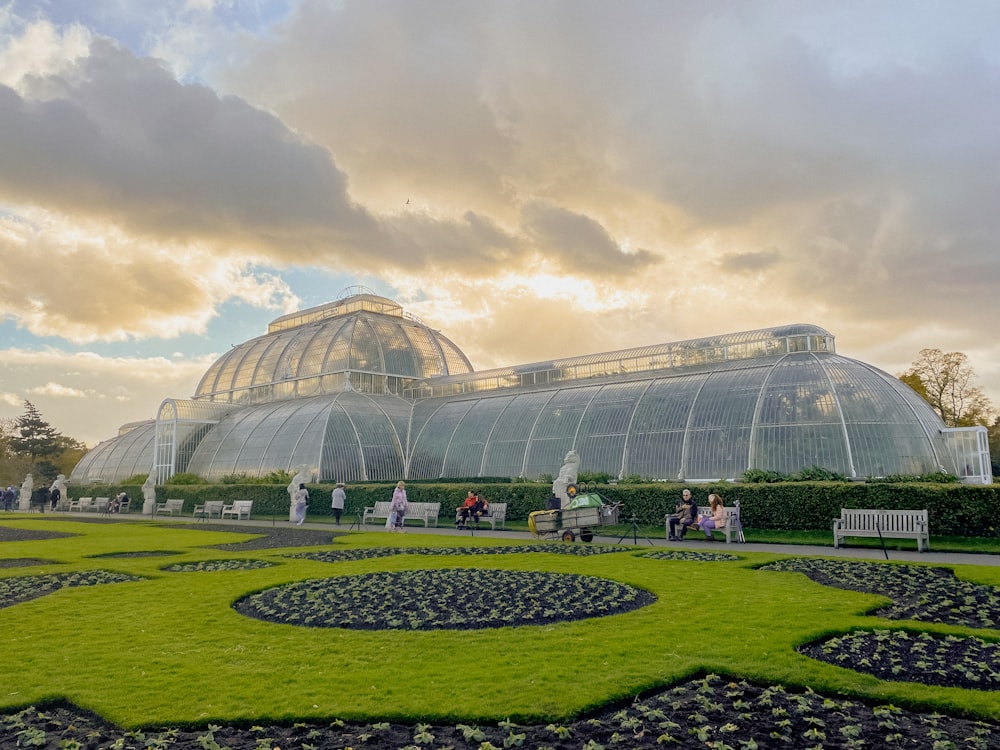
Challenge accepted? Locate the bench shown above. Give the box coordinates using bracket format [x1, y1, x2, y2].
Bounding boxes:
[155, 498, 185, 516]
[362, 501, 442, 527]
[833, 508, 929, 552]
[667, 504, 744, 543]
[68, 497, 94, 512]
[221, 500, 253, 521]
[456, 502, 508, 530]
[94, 497, 110, 514]
[193, 500, 224, 520]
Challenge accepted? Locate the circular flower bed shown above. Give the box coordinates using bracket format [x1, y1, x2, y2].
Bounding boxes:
[234, 569, 656, 630]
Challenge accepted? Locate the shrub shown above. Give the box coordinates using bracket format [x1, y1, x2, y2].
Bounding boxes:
[163, 472, 203, 485]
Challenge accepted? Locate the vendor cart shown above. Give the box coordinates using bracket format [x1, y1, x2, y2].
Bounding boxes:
[528, 492, 621, 542]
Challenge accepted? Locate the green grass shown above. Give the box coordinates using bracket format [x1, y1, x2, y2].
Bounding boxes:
[1, 517, 999, 729]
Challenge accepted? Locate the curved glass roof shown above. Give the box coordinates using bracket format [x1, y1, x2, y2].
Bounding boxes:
[407, 351, 956, 482]
[71, 302, 990, 486]
[404, 324, 834, 398]
[194, 293, 473, 404]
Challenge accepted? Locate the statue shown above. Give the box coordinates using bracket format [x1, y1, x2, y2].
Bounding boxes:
[18, 473, 33, 511]
[142, 473, 157, 515]
[287, 466, 310, 522]
[551, 451, 580, 508]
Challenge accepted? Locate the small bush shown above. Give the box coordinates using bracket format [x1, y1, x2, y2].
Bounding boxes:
[163, 472, 203, 485]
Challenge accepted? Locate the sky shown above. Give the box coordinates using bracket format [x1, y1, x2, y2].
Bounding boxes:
[2, 0, 1000, 448]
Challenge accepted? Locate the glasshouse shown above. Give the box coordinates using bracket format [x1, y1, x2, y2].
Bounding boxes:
[71, 290, 992, 486]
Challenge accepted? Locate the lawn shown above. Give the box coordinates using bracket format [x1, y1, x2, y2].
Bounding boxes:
[0, 516, 998, 749]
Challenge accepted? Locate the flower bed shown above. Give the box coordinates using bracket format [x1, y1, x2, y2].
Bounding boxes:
[234, 569, 656, 630]
[4, 673, 997, 749]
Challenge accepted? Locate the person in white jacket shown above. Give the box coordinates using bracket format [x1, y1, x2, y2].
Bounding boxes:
[331, 483, 346, 525]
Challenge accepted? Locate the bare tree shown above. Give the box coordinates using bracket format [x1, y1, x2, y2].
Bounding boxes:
[900, 349, 993, 427]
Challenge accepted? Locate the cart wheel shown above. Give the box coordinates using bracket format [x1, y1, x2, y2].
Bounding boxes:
[580, 528, 594, 543]
[561, 529, 576, 543]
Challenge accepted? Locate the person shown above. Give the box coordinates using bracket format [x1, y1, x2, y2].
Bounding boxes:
[293, 483, 309, 525]
[49, 484, 61, 511]
[51, 474, 68, 510]
[330, 482, 346, 525]
[667, 488, 697, 541]
[389, 480, 408, 532]
[36, 485, 50, 513]
[470, 493, 489, 527]
[700, 493, 727, 540]
[455, 491, 477, 528]
[2, 486, 14, 511]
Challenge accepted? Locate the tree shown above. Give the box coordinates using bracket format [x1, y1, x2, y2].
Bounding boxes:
[900, 349, 994, 427]
[9, 401, 62, 470]
[989, 416, 1000, 477]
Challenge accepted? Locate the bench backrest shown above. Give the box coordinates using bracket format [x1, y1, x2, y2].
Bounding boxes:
[840, 508, 927, 533]
[205, 500, 224, 512]
[411, 502, 440, 516]
[166, 498, 184, 510]
[486, 502, 507, 520]
[371, 501, 392, 515]
[232, 500, 252, 513]
[697, 505, 740, 520]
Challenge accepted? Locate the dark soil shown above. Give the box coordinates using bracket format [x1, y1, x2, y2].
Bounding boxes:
[177, 522, 342, 550]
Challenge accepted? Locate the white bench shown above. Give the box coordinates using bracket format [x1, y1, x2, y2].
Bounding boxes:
[221, 500, 253, 520]
[362, 501, 441, 527]
[833, 508, 929, 552]
[668, 504, 744, 543]
[193, 500, 224, 520]
[68, 497, 94, 512]
[155, 498, 185, 516]
[455, 502, 508, 530]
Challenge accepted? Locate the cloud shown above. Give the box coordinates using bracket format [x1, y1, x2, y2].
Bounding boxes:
[27, 382, 90, 398]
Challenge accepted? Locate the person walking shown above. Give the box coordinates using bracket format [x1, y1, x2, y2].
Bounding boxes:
[331, 482, 346, 525]
[389, 480, 408, 532]
[293, 483, 309, 525]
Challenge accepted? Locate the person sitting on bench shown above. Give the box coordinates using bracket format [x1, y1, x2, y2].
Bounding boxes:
[667, 489, 697, 541]
[456, 491, 478, 528]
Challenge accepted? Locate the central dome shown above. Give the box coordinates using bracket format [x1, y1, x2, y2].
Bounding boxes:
[193, 292, 473, 404]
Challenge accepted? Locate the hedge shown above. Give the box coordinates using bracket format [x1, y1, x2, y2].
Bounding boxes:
[67, 480, 1000, 537]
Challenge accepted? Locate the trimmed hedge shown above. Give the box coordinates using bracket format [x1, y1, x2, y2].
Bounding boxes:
[67, 480, 1000, 537]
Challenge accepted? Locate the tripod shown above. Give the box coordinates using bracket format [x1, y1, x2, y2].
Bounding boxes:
[617, 514, 654, 545]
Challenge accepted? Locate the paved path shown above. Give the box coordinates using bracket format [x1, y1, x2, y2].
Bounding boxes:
[144, 512, 1000, 567]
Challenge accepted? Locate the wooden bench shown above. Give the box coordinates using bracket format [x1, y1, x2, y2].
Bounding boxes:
[833, 508, 929, 552]
[668, 504, 744, 543]
[155, 498, 185, 516]
[193, 500, 224, 520]
[456, 502, 508, 530]
[362, 501, 442, 527]
[68, 497, 94, 512]
[221, 500, 253, 521]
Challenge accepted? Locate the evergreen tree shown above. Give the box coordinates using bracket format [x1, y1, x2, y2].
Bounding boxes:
[9, 401, 62, 465]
